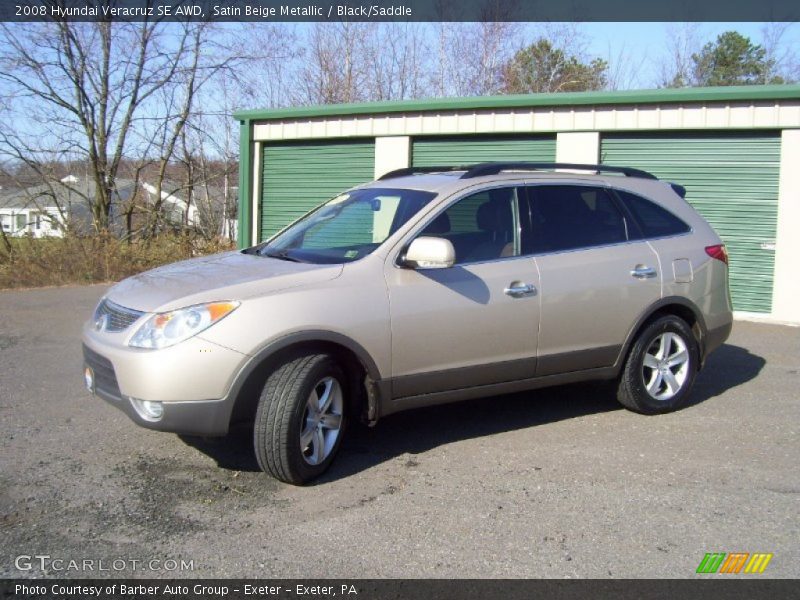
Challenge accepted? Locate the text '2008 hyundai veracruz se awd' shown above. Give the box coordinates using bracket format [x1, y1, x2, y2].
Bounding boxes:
[82, 162, 732, 484]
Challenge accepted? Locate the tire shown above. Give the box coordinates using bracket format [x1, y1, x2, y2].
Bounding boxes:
[616, 315, 699, 415]
[254, 353, 347, 485]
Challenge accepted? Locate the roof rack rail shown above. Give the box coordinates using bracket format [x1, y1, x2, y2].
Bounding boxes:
[377, 166, 468, 180]
[460, 162, 658, 180]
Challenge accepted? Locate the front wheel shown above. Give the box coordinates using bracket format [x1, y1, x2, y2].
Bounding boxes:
[254, 353, 347, 484]
[616, 315, 699, 414]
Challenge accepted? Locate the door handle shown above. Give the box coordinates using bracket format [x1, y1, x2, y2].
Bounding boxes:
[504, 282, 537, 298]
[630, 265, 657, 279]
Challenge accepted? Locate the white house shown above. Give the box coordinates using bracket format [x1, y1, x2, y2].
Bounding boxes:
[0, 184, 66, 238]
[0, 176, 204, 238]
[142, 181, 199, 228]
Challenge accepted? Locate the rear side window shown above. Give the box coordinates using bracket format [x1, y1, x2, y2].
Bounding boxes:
[528, 185, 628, 253]
[617, 190, 691, 238]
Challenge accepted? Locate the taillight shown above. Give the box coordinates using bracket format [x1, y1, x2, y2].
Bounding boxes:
[705, 244, 728, 265]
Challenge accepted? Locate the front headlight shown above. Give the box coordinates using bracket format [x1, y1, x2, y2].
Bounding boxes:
[128, 301, 239, 350]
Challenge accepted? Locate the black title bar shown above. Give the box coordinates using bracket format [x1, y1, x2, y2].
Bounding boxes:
[1, 0, 799, 22]
[2, 579, 799, 600]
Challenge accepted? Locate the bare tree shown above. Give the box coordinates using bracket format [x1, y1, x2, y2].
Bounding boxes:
[295, 22, 373, 105]
[428, 0, 522, 97]
[604, 41, 647, 91]
[432, 21, 521, 97]
[0, 21, 242, 236]
[657, 23, 703, 88]
[195, 73, 244, 240]
[139, 23, 231, 236]
[231, 23, 301, 110]
[761, 22, 799, 83]
[363, 23, 430, 101]
[168, 100, 239, 241]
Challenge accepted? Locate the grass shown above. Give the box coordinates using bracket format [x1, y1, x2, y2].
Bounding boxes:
[0, 234, 236, 290]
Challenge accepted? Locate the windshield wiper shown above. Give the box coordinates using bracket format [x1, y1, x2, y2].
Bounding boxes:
[261, 249, 305, 263]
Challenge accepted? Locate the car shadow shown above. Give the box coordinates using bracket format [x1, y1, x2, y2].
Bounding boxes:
[180, 343, 765, 481]
[417, 266, 491, 304]
[180, 427, 262, 472]
[327, 381, 622, 483]
[686, 342, 766, 407]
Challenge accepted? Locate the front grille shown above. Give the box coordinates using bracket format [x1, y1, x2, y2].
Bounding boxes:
[83, 344, 122, 400]
[94, 298, 144, 332]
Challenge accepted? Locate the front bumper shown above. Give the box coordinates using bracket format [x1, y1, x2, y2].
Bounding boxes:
[84, 365, 234, 436]
[82, 324, 248, 436]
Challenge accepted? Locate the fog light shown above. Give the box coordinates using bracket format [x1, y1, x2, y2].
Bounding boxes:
[130, 398, 164, 421]
[84, 367, 95, 392]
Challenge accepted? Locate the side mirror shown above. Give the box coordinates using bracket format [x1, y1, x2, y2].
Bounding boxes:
[403, 236, 455, 269]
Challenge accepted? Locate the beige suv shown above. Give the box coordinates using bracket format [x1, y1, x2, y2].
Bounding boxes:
[83, 162, 732, 484]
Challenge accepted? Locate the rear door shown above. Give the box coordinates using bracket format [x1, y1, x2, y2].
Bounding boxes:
[601, 132, 780, 313]
[526, 184, 662, 376]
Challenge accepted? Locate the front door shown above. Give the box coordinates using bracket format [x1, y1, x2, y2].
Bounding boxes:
[385, 186, 541, 398]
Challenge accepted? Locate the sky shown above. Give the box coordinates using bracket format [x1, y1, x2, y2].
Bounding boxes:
[580, 22, 799, 87]
[285, 20, 799, 91]
[1, 19, 797, 163]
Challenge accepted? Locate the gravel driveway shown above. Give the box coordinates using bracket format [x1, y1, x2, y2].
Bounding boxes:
[0, 284, 797, 578]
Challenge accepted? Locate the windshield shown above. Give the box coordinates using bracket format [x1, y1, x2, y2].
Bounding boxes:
[256, 187, 437, 264]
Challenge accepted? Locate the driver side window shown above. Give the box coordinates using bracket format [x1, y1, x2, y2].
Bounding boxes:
[420, 187, 520, 264]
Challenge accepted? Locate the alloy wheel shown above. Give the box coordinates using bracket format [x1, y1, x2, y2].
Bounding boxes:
[642, 332, 690, 401]
[300, 376, 344, 465]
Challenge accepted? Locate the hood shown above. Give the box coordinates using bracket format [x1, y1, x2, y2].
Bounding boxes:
[106, 250, 343, 313]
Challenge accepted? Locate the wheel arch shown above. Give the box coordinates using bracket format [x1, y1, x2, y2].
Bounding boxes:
[615, 296, 708, 374]
[226, 331, 385, 428]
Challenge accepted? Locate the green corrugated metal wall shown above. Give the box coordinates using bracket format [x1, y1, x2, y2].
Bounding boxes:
[260, 140, 375, 241]
[601, 132, 780, 313]
[412, 135, 556, 167]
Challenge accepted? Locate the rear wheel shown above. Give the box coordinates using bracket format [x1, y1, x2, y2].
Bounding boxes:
[254, 353, 347, 484]
[616, 315, 699, 414]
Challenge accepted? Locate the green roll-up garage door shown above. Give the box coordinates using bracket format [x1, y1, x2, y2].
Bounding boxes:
[412, 135, 556, 167]
[260, 140, 375, 241]
[601, 132, 780, 313]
